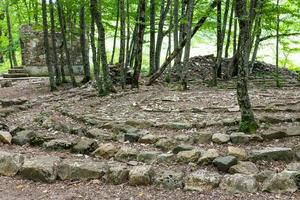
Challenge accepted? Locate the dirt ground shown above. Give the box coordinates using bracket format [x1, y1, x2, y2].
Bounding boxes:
[0, 77, 300, 200]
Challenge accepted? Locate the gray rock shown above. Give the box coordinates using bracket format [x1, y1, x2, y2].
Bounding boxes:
[129, 165, 155, 186]
[57, 159, 108, 181]
[220, 174, 258, 193]
[101, 122, 138, 134]
[71, 137, 98, 154]
[184, 170, 221, 192]
[93, 143, 119, 159]
[229, 161, 259, 175]
[19, 155, 61, 182]
[43, 139, 74, 150]
[12, 130, 35, 146]
[250, 147, 295, 161]
[107, 165, 129, 185]
[198, 149, 219, 165]
[156, 122, 193, 130]
[0, 151, 24, 176]
[228, 146, 248, 160]
[286, 126, 300, 137]
[172, 144, 193, 154]
[212, 133, 230, 144]
[86, 128, 113, 141]
[155, 138, 177, 151]
[137, 151, 160, 164]
[262, 129, 287, 140]
[115, 147, 138, 162]
[262, 172, 298, 193]
[0, 131, 12, 144]
[255, 170, 275, 182]
[177, 149, 201, 163]
[174, 135, 193, 144]
[213, 156, 238, 172]
[193, 132, 212, 144]
[157, 153, 175, 163]
[138, 134, 158, 144]
[29, 133, 55, 146]
[124, 132, 141, 143]
[286, 162, 300, 172]
[155, 170, 184, 190]
[230, 132, 250, 144]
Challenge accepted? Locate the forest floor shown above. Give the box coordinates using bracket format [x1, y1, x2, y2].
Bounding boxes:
[0, 77, 300, 200]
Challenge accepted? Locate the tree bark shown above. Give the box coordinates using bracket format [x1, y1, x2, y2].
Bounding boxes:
[110, 0, 120, 65]
[49, 0, 62, 86]
[119, 0, 126, 88]
[132, 0, 146, 88]
[225, 0, 235, 58]
[5, 4, 18, 68]
[235, 0, 258, 133]
[149, 0, 156, 75]
[80, 4, 91, 84]
[42, 0, 56, 91]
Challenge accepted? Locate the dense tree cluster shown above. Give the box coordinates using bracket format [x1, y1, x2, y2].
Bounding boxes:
[0, 0, 299, 133]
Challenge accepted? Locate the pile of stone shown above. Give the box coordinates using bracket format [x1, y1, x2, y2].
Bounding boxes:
[109, 64, 132, 85]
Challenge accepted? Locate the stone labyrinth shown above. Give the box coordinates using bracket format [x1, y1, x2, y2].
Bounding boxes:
[0, 78, 300, 195]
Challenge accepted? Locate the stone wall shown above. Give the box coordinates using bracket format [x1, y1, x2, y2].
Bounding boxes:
[20, 25, 84, 76]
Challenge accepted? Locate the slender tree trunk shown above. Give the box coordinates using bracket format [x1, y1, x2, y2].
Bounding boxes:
[5, 4, 18, 68]
[42, 0, 56, 91]
[181, 0, 194, 90]
[49, 0, 62, 86]
[57, 0, 77, 87]
[110, 0, 120, 65]
[119, 0, 126, 88]
[132, 0, 146, 88]
[125, 0, 131, 69]
[275, 0, 280, 87]
[233, 9, 238, 55]
[149, 0, 156, 75]
[154, 0, 172, 72]
[173, 0, 180, 68]
[147, 0, 219, 85]
[90, 0, 104, 95]
[225, 0, 234, 58]
[80, 4, 91, 84]
[235, 0, 258, 133]
[94, 0, 114, 93]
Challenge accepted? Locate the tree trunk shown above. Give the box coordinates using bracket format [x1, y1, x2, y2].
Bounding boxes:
[147, 0, 219, 86]
[225, 0, 234, 58]
[125, 0, 131, 69]
[119, 0, 126, 88]
[110, 0, 120, 65]
[275, 0, 280, 87]
[42, 0, 56, 91]
[180, 0, 194, 90]
[57, 0, 77, 87]
[235, 0, 258, 134]
[80, 4, 91, 84]
[5, 4, 18, 68]
[154, 0, 172, 73]
[131, 0, 146, 88]
[49, 0, 62, 86]
[149, 0, 156, 75]
[173, 0, 180, 68]
[90, 0, 104, 95]
[94, 0, 114, 93]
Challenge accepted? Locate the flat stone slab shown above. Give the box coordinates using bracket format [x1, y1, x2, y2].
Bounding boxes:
[19, 155, 61, 183]
[0, 151, 24, 176]
[250, 147, 295, 161]
[57, 159, 108, 181]
[220, 174, 258, 193]
[129, 166, 155, 186]
[184, 170, 221, 192]
[0, 131, 12, 144]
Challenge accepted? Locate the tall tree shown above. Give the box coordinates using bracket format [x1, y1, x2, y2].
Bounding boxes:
[275, 0, 280, 87]
[80, 3, 91, 84]
[235, 0, 258, 133]
[119, 0, 126, 88]
[110, 0, 120, 65]
[57, 0, 77, 87]
[149, 0, 156, 75]
[42, 0, 56, 91]
[49, 0, 62, 86]
[5, 3, 18, 68]
[132, 0, 146, 88]
[180, 0, 194, 90]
